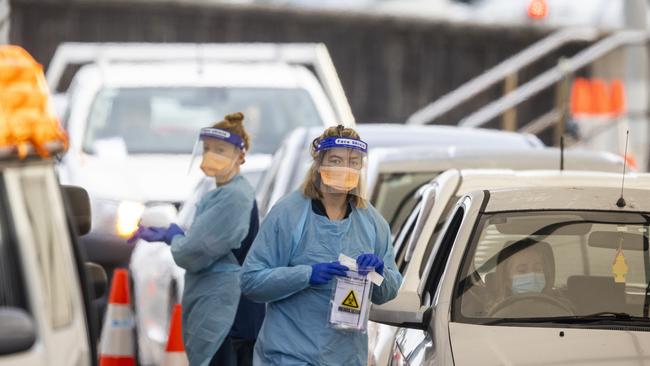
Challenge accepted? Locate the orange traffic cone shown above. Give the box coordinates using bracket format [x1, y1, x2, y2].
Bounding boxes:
[99, 269, 136, 366]
[610, 79, 626, 117]
[162, 304, 189, 366]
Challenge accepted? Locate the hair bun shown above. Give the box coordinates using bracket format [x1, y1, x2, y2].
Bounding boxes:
[224, 112, 244, 124]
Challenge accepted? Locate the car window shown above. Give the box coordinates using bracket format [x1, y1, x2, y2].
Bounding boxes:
[393, 200, 422, 272]
[422, 205, 465, 307]
[372, 172, 438, 233]
[83, 87, 323, 155]
[454, 210, 650, 323]
[20, 173, 74, 328]
[419, 197, 459, 278]
[0, 180, 28, 311]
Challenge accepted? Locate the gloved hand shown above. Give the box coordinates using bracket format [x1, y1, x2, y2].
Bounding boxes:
[138, 226, 168, 243]
[356, 253, 384, 276]
[163, 223, 185, 245]
[309, 261, 349, 285]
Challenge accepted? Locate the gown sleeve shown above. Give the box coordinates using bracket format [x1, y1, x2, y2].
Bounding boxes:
[171, 188, 252, 273]
[241, 208, 312, 303]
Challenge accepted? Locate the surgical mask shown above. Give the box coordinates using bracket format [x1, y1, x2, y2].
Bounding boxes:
[320, 166, 360, 192]
[511, 272, 546, 294]
[200, 152, 233, 177]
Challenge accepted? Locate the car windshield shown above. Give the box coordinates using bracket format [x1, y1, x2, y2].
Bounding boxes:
[83, 87, 323, 155]
[454, 210, 650, 325]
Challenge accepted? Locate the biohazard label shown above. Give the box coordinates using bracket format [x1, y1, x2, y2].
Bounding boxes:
[341, 290, 359, 309]
[329, 273, 371, 331]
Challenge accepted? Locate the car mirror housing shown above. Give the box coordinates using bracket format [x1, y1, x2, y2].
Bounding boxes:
[61, 185, 92, 235]
[370, 302, 433, 331]
[0, 307, 36, 355]
[85, 262, 107, 300]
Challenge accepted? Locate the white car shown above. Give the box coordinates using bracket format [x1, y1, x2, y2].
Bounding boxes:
[365, 151, 626, 364]
[0, 138, 105, 366]
[371, 170, 650, 365]
[50, 43, 352, 291]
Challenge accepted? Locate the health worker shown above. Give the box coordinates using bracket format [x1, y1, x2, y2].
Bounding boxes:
[241, 125, 402, 365]
[134, 112, 260, 366]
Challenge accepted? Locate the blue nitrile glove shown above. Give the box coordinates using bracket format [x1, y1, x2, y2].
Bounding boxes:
[164, 223, 185, 245]
[138, 226, 167, 242]
[309, 261, 349, 285]
[356, 253, 384, 276]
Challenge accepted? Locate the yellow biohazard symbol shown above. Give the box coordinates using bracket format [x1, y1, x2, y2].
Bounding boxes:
[341, 290, 360, 309]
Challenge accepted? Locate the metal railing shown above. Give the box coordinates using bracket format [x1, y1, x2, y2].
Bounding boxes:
[405, 27, 600, 125]
[458, 30, 649, 129]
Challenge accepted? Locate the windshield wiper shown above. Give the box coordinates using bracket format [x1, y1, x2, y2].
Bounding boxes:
[484, 312, 650, 326]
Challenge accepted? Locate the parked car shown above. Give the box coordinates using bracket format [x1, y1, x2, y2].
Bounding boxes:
[371, 170, 650, 365]
[256, 124, 544, 218]
[0, 46, 105, 366]
[49, 43, 352, 287]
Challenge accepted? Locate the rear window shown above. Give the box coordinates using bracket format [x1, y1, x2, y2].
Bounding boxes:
[83, 87, 323, 155]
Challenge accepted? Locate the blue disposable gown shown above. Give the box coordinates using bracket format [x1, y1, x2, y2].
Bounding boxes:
[241, 191, 402, 365]
[171, 174, 255, 366]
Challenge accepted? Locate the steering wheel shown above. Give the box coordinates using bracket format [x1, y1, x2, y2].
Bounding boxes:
[488, 293, 574, 318]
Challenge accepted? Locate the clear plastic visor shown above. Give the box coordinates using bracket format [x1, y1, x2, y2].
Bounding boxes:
[189, 135, 241, 178]
[317, 147, 368, 199]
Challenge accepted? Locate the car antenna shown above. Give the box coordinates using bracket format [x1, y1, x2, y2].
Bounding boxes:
[560, 135, 564, 172]
[616, 130, 630, 208]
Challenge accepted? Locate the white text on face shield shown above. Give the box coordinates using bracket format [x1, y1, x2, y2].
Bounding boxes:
[334, 138, 367, 150]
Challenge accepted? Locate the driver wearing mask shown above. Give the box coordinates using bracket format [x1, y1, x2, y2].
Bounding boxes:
[490, 240, 573, 316]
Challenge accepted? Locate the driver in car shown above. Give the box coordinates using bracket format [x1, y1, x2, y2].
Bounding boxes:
[489, 239, 574, 317]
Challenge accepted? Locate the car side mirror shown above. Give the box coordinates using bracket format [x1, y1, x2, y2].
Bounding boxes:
[370, 302, 433, 331]
[85, 262, 107, 300]
[140, 204, 177, 228]
[61, 185, 92, 236]
[0, 307, 36, 355]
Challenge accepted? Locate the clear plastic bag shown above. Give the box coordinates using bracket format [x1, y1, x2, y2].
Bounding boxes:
[328, 267, 373, 333]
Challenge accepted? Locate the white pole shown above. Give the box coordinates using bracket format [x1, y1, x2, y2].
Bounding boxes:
[623, 0, 649, 170]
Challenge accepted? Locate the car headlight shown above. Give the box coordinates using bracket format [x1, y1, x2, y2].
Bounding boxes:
[116, 201, 145, 238]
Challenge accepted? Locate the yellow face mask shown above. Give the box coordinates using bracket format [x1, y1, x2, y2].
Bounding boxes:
[200, 152, 233, 177]
[320, 166, 360, 192]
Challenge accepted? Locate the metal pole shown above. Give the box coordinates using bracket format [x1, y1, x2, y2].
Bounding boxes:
[0, 0, 9, 45]
[623, 0, 649, 171]
[501, 73, 519, 131]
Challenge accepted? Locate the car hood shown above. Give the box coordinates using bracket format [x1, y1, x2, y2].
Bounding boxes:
[64, 153, 271, 203]
[450, 322, 650, 365]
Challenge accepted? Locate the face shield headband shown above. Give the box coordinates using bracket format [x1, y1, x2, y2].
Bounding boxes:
[314, 137, 368, 154]
[200, 127, 245, 151]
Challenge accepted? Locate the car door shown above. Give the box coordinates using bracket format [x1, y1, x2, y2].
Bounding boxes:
[4, 163, 91, 366]
[392, 192, 485, 365]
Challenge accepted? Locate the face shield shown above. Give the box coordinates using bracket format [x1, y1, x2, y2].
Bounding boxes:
[314, 137, 368, 199]
[189, 127, 244, 179]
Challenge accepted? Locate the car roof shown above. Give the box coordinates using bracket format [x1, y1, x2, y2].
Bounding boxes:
[371, 147, 624, 173]
[299, 124, 543, 149]
[76, 62, 312, 88]
[478, 183, 650, 213]
[456, 170, 646, 194]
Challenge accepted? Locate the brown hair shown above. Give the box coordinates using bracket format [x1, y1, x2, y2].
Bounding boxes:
[212, 112, 251, 152]
[301, 125, 367, 208]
